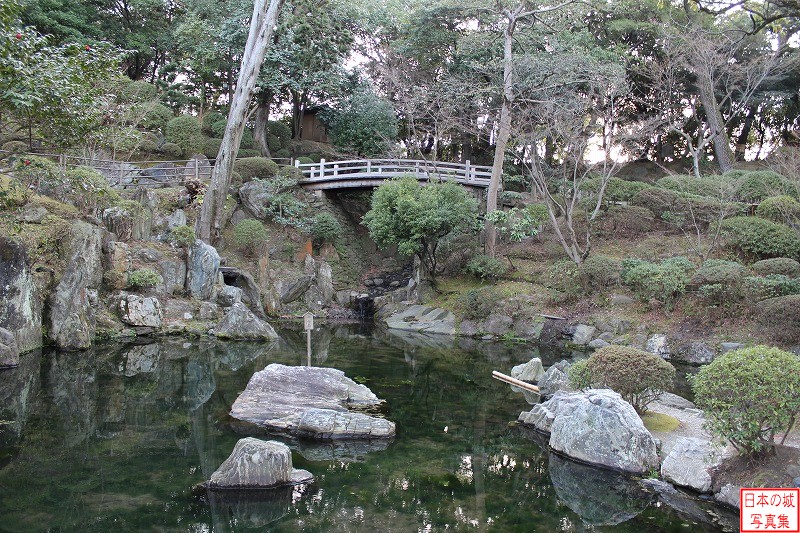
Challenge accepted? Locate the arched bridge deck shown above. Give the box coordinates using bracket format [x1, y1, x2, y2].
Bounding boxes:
[295, 159, 492, 190]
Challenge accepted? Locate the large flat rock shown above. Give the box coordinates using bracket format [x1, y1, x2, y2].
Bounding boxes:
[384, 304, 455, 336]
[230, 364, 395, 440]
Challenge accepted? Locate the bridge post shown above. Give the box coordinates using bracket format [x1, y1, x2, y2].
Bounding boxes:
[465, 160, 472, 182]
[319, 159, 325, 182]
[367, 160, 372, 175]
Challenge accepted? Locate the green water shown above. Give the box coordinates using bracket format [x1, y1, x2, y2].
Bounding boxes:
[0, 325, 733, 532]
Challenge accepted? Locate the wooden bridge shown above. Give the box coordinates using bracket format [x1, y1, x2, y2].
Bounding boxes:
[295, 159, 493, 190]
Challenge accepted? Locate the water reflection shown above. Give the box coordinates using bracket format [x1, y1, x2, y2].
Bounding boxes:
[0, 327, 727, 532]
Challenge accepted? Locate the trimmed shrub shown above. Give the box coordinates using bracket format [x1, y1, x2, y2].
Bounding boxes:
[465, 254, 509, 280]
[692, 346, 800, 456]
[543, 259, 581, 300]
[159, 142, 183, 158]
[721, 216, 800, 261]
[12, 155, 61, 191]
[2, 140, 29, 154]
[233, 219, 268, 256]
[267, 134, 282, 153]
[586, 345, 676, 413]
[240, 129, 255, 149]
[119, 80, 157, 102]
[631, 187, 680, 218]
[233, 157, 279, 182]
[755, 195, 800, 224]
[202, 111, 226, 134]
[309, 212, 342, 244]
[169, 225, 195, 248]
[274, 149, 291, 159]
[567, 359, 592, 390]
[735, 170, 798, 202]
[582, 177, 651, 203]
[579, 255, 621, 291]
[600, 204, 656, 237]
[127, 268, 162, 290]
[744, 275, 800, 301]
[202, 137, 222, 158]
[267, 121, 291, 146]
[141, 103, 173, 132]
[751, 257, 800, 277]
[296, 156, 314, 165]
[459, 287, 502, 320]
[166, 115, 203, 156]
[621, 257, 694, 310]
[237, 149, 261, 158]
[754, 294, 800, 343]
[210, 118, 227, 138]
[691, 259, 747, 286]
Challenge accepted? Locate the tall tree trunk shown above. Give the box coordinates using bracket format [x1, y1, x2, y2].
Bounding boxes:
[735, 106, 756, 161]
[196, 0, 285, 243]
[291, 90, 302, 138]
[486, 16, 517, 258]
[697, 72, 735, 173]
[253, 90, 274, 156]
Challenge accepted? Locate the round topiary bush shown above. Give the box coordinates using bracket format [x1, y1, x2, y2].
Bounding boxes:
[735, 170, 798, 202]
[465, 253, 509, 280]
[166, 115, 203, 156]
[751, 257, 800, 277]
[586, 345, 676, 413]
[309, 212, 342, 245]
[631, 187, 680, 219]
[202, 111, 226, 134]
[233, 157, 279, 182]
[274, 149, 291, 159]
[127, 268, 162, 290]
[233, 219, 269, 256]
[579, 255, 621, 291]
[295, 156, 314, 165]
[159, 142, 183, 159]
[567, 359, 592, 390]
[600, 204, 656, 237]
[721, 216, 800, 261]
[755, 195, 800, 224]
[202, 137, 222, 158]
[743, 275, 800, 301]
[692, 345, 800, 456]
[141, 103, 174, 132]
[267, 120, 291, 147]
[621, 257, 694, 310]
[267, 134, 282, 153]
[240, 129, 255, 150]
[458, 287, 502, 320]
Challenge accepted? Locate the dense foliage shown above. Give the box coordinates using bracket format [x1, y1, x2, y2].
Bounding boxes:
[692, 346, 800, 456]
[363, 178, 478, 277]
[586, 345, 676, 414]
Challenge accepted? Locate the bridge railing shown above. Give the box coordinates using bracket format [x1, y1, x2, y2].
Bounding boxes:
[295, 158, 493, 187]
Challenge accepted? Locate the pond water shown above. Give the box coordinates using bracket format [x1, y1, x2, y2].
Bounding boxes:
[0, 325, 733, 532]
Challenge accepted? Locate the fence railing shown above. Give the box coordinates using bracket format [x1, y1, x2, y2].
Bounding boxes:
[295, 158, 493, 188]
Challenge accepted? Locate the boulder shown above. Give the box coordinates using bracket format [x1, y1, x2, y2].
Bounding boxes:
[672, 341, 715, 365]
[19, 206, 48, 223]
[511, 357, 545, 382]
[660, 437, 721, 493]
[187, 240, 220, 300]
[384, 304, 456, 336]
[217, 285, 243, 307]
[0, 238, 42, 353]
[280, 275, 313, 304]
[519, 389, 660, 474]
[720, 342, 744, 353]
[572, 324, 596, 345]
[165, 209, 187, 230]
[714, 484, 741, 509]
[205, 438, 313, 490]
[538, 360, 573, 398]
[214, 303, 277, 340]
[159, 259, 186, 296]
[645, 334, 670, 358]
[230, 363, 395, 440]
[239, 180, 275, 218]
[0, 328, 19, 368]
[484, 314, 513, 336]
[315, 261, 334, 305]
[119, 294, 163, 327]
[48, 222, 103, 351]
[589, 338, 610, 350]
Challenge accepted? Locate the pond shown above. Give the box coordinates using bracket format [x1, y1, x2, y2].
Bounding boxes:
[0, 325, 733, 532]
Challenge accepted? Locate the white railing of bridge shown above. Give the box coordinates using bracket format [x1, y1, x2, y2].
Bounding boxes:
[295, 158, 493, 187]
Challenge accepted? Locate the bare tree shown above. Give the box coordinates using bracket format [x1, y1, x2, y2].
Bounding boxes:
[196, 0, 285, 243]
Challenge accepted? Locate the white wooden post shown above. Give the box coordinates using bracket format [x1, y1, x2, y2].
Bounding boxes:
[304, 312, 314, 366]
[465, 160, 471, 183]
[334, 163, 339, 178]
[319, 158, 326, 182]
[367, 160, 372, 176]
[294, 159, 300, 168]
